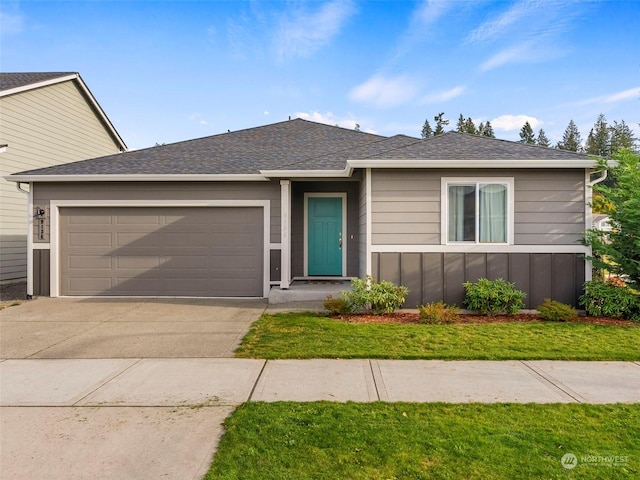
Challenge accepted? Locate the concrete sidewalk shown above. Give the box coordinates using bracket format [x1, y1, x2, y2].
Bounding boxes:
[2, 358, 639, 406]
[2, 359, 639, 480]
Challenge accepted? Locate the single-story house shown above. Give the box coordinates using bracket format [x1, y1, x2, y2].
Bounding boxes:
[0, 72, 127, 284]
[6, 118, 601, 307]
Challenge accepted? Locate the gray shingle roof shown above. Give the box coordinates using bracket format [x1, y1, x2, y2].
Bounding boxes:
[12, 119, 593, 177]
[0, 72, 76, 92]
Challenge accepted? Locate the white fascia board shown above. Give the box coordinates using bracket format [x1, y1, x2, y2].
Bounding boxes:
[260, 167, 353, 178]
[347, 159, 599, 169]
[4, 174, 270, 183]
[74, 74, 128, 151]
[0, 73, 78, 97]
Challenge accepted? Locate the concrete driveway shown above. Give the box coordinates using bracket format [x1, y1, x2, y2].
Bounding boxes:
[0, 297, 266, 359]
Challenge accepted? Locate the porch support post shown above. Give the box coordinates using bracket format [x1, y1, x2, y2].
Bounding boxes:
[280, 179, 291, 289]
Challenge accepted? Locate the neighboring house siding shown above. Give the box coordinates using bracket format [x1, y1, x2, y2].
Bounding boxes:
[0, 80, 122, 283]
[370, 169, 585, 246]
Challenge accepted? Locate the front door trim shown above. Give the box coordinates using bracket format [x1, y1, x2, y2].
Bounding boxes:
[303, 192, 347, 277]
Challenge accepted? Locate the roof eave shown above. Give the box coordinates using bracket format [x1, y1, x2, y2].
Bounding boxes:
[4, 174, 270, 183]
[347, 159, 599, 169]
[260, 167, 353, 178]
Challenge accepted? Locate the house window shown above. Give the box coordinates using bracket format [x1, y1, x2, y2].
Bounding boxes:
[443, 178, 513, 244]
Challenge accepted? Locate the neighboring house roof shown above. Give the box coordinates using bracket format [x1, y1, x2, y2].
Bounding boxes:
[0, 72, 127, 151]
[7, 118, 597, 182]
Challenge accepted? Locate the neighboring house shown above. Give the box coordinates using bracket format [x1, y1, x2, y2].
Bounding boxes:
[6, 119, 599, 307]
[592, 214, 612, 232]
[0, 72, 126, 285]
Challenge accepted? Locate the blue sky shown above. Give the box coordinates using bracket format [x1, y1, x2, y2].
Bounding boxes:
[2, 0, 639, 150]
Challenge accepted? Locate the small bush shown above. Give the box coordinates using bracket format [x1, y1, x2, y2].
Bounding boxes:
[344, 275, 408, 315]
[580, 280, 640, 321]
[323, 295, 352, 315]
[463, 278, 526, 316]
[536, 298, 577, 322]
[419, 301, 459, 324]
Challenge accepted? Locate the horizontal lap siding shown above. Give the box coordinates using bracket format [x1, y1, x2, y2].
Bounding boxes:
[371, 169, 585, 246]
[514, 171, 585, 245]
[372, 252, 585, 308]
[371, 171, 440, 245]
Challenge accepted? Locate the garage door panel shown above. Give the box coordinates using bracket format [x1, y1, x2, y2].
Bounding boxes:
[60, 207, 263, 296]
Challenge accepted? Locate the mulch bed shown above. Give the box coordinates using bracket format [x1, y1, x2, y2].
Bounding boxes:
[333, 312, 637, 327]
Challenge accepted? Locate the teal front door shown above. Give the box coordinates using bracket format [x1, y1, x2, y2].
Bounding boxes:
[307, 196, 343, 276]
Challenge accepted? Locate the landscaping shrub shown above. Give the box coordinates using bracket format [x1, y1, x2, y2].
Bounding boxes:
[418, 301, 459, 324]
[463, 278, 526, 316]
[323, 295, 352, 315]
[344, 275, 408, 315]
[536, 298, 577, 322]
[580, 280, 640, 321]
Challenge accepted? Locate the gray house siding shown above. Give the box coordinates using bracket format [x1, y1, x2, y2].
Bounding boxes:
[290, 180, 360, 278]
[372, 252, 585, 308]
[30, 181, 281, 296]
[371, 169, 585, 246]
[369, 168, 587, 308]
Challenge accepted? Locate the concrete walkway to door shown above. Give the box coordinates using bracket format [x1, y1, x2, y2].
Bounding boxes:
[0, 297, 266, 359]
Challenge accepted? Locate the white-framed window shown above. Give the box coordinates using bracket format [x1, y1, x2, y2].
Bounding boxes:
[441, 177, 514, 245]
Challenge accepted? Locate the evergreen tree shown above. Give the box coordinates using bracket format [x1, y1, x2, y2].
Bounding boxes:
[610, 120, 636, 152]
[421, 118, 433, 139]
[464, 117, 477, 134]
[480, 121, 495, 138]
[536, 128, 550, 147]
[456, 114, 466, 133]
[586, 113, 610, 156]
[519, 121, 535, 144]
[584, 149, 640, 289]
[556, 119, 582, 152]
[433, 112, 449, 135]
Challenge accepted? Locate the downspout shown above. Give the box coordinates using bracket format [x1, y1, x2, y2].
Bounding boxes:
[587, 169, 607, 186]
[584, 168, 608, 284]
[16, 182, 29, 194]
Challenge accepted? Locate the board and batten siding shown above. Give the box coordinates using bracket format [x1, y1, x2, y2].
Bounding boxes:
[370, 169, 585, 246]
[0, 79, 123, 283]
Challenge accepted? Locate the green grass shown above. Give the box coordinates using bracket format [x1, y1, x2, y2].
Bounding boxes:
[205, 402, 640, 479]
[235, 313, 640, 360]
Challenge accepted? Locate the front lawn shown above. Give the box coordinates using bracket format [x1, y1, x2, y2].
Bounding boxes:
[205, 402, 639, 479]
[235, 313, 640, 360]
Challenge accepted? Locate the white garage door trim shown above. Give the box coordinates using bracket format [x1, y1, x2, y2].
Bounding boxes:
[50, 199, 271, 298]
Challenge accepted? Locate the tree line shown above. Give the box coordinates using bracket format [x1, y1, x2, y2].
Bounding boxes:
[421, 112, 637, 155]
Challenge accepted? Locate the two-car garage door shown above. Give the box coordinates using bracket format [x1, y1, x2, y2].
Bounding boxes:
[59, 207, 264, 297]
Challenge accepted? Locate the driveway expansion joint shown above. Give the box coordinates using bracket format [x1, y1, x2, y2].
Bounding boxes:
[72, 358, 143, 407]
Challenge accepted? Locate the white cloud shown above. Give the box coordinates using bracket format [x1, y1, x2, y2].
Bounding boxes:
[263, 110, 270, 115]
[274, 0, 356, 61]
[349, 74, 420, 108]
[467, 1, 535, 44]
[421, 85, 466, 104]
[479, 41, 534, 72]
[575, 86, 640, 106]
[491, 114, 541, 131]
[295, 111, 373, 132]
[413, 0, 451, 26]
